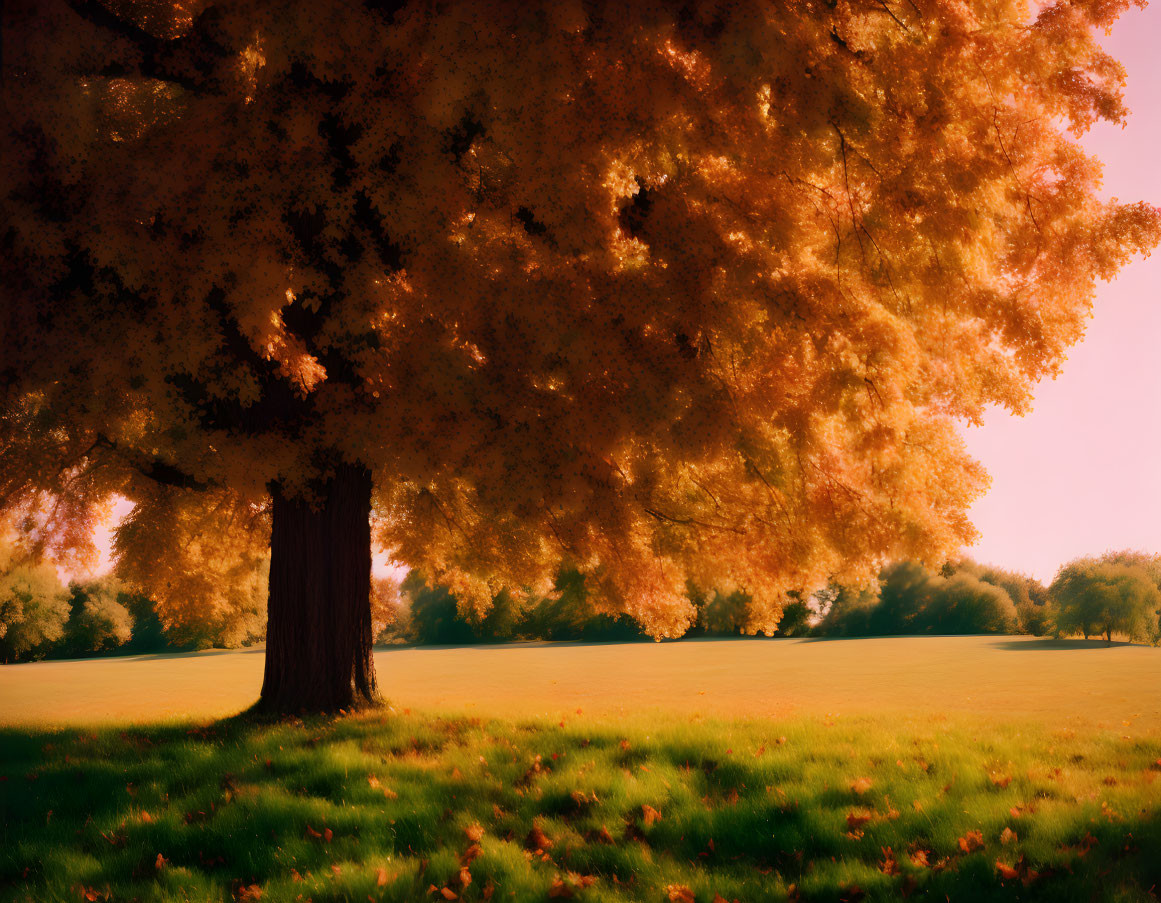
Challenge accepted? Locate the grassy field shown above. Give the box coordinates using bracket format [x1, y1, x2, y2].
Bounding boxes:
[2, 637, 1160, 902]
[3, 636, 1160, 728]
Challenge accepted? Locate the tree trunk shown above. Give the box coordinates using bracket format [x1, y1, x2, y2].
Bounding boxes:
[258, 463, 378, 714]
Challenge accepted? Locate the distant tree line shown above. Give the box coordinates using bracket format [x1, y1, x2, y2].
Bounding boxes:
[382, 553, 1161, 646]
[3, 543, 1159, 663]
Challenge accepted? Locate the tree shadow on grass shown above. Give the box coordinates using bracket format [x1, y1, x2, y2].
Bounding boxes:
[986, 638, 1139, 651]
[1, 712, 1159, 902]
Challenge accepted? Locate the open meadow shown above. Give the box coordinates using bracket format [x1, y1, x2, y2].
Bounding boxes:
[2, 637, 1160, 902]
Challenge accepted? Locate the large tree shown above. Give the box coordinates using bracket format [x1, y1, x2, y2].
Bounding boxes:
[2, 0, 1157, 711]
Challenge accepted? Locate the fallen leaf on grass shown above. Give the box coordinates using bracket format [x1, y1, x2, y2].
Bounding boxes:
[958, 830, 985, 854]
[440, 888, 458, 901]
[462, 843, 482, 864]
[154, 853, 168, 871]
[846, 812, 873, 832]
[996, 855, 1040, 886]
[1064, 831, 1099, 858]
[850, 777, 873, 795]
[667, 886, 695, 903]
[233, 885, 262, 902]
[1000, 827, 1017, 846]
[585, 826, 615, 845]
[642, 804, 663, 826]
[548, 874, 595, 899]
[878, 847, 900, 876]
[376, 868, 389, 887]
[526, 823, 554, 852]
[465, 824, 484, 842]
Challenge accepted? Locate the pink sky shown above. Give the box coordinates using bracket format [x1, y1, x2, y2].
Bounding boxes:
[85, 8, 1161, 585]
[959, 2, 1161, 581]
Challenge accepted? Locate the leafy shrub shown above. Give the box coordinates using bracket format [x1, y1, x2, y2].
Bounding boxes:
[686, 585, 749, 636]
[371, 575, 409, 643]
[0, 560, 71, 662]
[815, 561, 1017, 637]
[774, 598, 812, 637]
[62, 578, 133, 657]
[812, 584, 879, 636]
[1051, 559, 1161, 643]
[403, 574, 481, 645]
[918, 573, 1017, 634]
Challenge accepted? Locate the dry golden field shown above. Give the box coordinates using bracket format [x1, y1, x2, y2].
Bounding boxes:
[2, 635, 1158, 732]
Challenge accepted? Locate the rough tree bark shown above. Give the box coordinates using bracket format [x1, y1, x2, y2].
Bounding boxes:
[257, 462, 378, 713]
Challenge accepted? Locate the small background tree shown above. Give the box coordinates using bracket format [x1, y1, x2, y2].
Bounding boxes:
[61, 578, 133, 657]
[1051, 558, 1161, 643]
[0, 541, 71, 662]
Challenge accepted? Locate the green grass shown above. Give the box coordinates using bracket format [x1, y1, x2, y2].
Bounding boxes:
[2, 709, 1159, 902]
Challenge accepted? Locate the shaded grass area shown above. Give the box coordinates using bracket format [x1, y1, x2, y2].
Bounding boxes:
[2, 711, 1159, 902]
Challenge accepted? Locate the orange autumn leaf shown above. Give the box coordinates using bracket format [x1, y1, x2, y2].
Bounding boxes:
[641, 805, 663, 826]
[846, 812, 874, 831]
[958, 830, 985, 854]
[462, 843, 483, 864]
[526, 823, 553, 852]
[850, 778, 873, 796]
[587, 826, 615, 845]
[667, 886, 696, 903]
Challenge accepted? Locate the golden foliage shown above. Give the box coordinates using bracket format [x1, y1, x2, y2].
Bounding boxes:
[2, 0, 1158, 635]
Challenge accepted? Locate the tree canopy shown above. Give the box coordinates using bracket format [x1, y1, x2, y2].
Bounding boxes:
[3, 0, 1158, 652]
